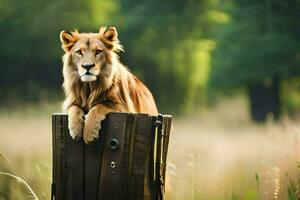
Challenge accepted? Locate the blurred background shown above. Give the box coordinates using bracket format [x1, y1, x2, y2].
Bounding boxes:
[0, 0, 300, 199]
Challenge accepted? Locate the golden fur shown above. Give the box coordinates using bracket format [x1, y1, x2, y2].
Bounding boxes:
[60, 27, 158, 143]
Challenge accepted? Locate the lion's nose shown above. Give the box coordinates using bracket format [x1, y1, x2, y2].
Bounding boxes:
[82, 63, 95, 71]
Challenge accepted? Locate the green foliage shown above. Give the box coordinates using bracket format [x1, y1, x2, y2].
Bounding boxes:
[282, 77, 300, 115]
[288, 187, 297, 200]
[287, 178, 298, 200]
[117, 0, 221, 113]
[210, 0, 300, 88]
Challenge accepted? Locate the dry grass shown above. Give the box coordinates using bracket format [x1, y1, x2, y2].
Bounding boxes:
[0, 103, 56, 200]
[0, 99, 299, 200]
[166, 99, 300, 200]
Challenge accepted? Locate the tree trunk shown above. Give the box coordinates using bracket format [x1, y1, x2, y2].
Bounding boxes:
[248, 78, 280, 122]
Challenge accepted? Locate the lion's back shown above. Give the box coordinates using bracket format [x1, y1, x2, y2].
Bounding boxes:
[129, 75, 158, 115]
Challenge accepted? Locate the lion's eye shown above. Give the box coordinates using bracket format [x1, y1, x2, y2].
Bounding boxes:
[95, 49, 103, 55]
[75, 50, 83, 56]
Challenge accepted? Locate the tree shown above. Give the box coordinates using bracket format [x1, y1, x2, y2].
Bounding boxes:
[210, 0, 300, 121]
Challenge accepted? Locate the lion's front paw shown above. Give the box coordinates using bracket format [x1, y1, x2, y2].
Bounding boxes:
[68, 112, 85, 140]
[83, 113, 106, 144]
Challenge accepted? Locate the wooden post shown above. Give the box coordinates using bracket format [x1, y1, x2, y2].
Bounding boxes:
[51, 112, 172, 200]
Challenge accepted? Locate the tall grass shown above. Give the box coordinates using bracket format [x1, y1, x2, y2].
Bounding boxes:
[0, 102, 57, 199]
[166, 99, 300, 200]
[0, 172, 38, 200]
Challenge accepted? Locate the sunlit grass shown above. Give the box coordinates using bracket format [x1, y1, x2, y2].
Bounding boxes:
[0, 99, 299, 199]
[0, 102, 56, 200]
[166, 99, 300, 200]
[0, 172, 38, 200]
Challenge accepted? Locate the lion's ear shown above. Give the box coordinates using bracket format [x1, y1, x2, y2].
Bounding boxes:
[99, 26, 122, 51]
[60, 31, 77, 52]
[103, 27, 118, 42]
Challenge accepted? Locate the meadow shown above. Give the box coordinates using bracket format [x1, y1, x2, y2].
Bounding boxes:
[0, 99, 299, 200]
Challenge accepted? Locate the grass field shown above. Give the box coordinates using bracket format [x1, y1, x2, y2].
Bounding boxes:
[0, 99, 299, 200]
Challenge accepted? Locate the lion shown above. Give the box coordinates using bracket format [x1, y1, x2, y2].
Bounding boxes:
[60, 26, 158, 144]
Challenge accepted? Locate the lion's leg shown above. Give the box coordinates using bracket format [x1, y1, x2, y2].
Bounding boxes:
[83, 104, 114, 144]
[67, 105, 85, 140]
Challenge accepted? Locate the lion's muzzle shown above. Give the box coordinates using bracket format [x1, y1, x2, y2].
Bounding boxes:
[79, 63, 98, 82]
[82, 63, 95, 70]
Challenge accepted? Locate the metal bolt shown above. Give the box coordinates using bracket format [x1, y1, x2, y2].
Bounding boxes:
[108, 138, 119, 150]
[111, 161, 116, 168]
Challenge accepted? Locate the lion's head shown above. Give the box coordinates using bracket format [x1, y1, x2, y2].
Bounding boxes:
[60, 27, 123, 83]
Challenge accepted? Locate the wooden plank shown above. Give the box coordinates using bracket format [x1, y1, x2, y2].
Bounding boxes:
[129, 114, 153, 200]
[123, 113, 136, 197]
[65, 115, 84, 200]
[98, 113, 128, 200]
[51, 114, 56, 200]
[84, 118, 108, 200]
[148, 117, 157, 199]
[161, 116, 172, 167]
[125, 114, 137, 199]
[155, 114, 163, 200]
[52, 114, 85, 200]
[161, 116, 172, 196]
[52, 114, 67, 200]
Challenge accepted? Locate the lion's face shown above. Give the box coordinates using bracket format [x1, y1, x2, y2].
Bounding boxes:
[71, 35, 106, 82]
[60, 27, 122, 82]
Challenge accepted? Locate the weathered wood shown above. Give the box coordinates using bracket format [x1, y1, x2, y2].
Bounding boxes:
[51, 112, 172, 200]
[98, 113, 128, 199]
[129, 114, 154, 199]
[65, 117, 84, 200]
[84, 126, 104, 200]
[52, 114, 85, 200]
[161, 115, 172, 197]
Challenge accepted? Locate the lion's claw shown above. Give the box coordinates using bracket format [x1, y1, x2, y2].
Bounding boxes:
[68, 108, 85, 140]
[68, 116, 84, 139]
[83, 114, 105, 144]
